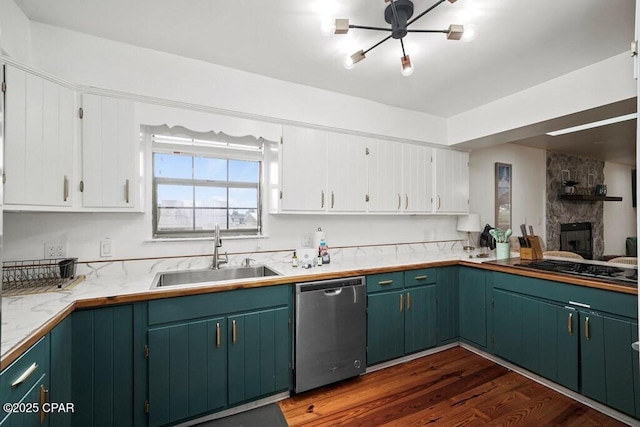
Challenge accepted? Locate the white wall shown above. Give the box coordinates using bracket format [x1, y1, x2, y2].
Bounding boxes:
[448, 53, 637, 145]
[27, 22, 447, 146]
[0, 0, 32, 62]
[468, 143, 547, 243]
[603, 162, 637, 254]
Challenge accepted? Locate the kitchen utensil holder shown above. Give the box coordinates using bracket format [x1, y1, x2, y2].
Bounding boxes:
[519, 236, 543, 260]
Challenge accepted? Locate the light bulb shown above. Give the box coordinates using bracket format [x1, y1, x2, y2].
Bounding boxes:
[344, 55, 355, 70]
[320, 17, 335, 35]
[400, 55, 414, 76]
[461, 25, 476, 42]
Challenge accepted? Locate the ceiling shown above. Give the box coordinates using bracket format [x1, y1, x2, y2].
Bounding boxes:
[11, 0, 638, 164]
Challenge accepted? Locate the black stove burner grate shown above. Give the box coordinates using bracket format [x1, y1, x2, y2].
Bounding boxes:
[515, 259, 638, 285]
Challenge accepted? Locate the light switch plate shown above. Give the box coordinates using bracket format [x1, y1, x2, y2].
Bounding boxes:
[100, 239, 113, 257]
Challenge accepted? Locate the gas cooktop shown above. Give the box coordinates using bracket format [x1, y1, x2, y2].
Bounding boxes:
[514, 259, 638, 286]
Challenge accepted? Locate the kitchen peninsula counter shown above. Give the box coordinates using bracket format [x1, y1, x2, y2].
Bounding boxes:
[2, 250, 637, 369]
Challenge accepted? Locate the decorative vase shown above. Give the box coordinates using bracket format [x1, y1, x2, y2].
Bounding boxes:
[496, 242, 510, 260]
[564, 186, 576, 195]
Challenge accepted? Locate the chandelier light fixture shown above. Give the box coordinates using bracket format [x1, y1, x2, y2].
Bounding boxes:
[328, 0, 464, 76]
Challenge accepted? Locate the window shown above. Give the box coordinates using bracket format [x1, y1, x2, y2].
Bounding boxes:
[151, 130, 263, 238]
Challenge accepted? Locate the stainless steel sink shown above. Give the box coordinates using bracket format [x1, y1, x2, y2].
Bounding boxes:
[152, 265, 281, 288]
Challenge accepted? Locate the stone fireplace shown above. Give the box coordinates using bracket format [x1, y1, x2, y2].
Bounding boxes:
[546, 152, 604, 259]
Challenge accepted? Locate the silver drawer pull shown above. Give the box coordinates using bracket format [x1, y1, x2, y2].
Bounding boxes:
[414, 275, 428, 280]
[378, 280, 393, 286]
[11, 363, 38, 388]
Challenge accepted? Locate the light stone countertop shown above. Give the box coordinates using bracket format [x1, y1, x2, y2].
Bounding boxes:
[2, 246, 492, 359]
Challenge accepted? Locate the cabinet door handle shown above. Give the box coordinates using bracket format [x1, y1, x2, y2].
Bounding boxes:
[437, 195, 441, 210]
[216, 322, 221, 348]
[414, 275, 428, 281]
[11, 362, 38, 388]
[232, 320, 237, 344]
[378, 280, 393, 286]
[125, 179, 130, 204]
[399, 294, 404, 312]
[567, 313, 573, 335]
[321, 191, 325, 208]
[331, 191, 335, 209]
[39, 384, 49, 424]
[405, 194, 408, 209]
[63, 176, 69, 202]
[584, 316, 590, 340]
[406, 292, 411, 311]
[397, 193, 401, 210]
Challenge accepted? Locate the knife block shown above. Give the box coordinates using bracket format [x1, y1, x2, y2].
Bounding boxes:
[519, 236, 543, 260]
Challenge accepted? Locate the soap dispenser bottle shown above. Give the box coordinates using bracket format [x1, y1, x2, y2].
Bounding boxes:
[292, 251, 298, 268]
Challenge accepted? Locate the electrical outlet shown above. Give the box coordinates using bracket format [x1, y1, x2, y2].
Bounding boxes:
[300, 234, 313, 248]
[44, 243, 66, 259]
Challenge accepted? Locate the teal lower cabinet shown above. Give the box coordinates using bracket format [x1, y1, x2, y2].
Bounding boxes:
[0, 336, 50, 427]
[491, 271, 640, 420]
[148, 317, 227, 427]
[580, 310, 639, 417]
[228, 307, 290, 405]
[493, 290, 578, 391]
[367, 269, 437, 366]
[459, 268, 488, 348]
[70, 305, 134, 427]
[145, 285, 292, 427]
[49, 316, 73, 427]
[436, 266, 459, 344]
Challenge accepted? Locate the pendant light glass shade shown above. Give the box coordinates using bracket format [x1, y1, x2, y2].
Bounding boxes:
[400, 55, 414, 76]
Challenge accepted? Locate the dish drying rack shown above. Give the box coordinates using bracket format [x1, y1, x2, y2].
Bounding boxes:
[2, 258, 79, 296]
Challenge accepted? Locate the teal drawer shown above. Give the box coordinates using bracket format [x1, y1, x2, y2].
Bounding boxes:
[148, 285, 291, 325]
[0, 336, 49, 406]
[404, 268, 437, 288]
[366, 272, 404, 293]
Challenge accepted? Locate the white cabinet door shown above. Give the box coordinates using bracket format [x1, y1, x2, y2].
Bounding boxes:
[4, 66, 74, 207]
[81, 94, 137, 208]
[327, 133, 367, 212]
[367, 138, 402, 212]
[280, 125, 327, 211]
[433, 148, 469, 213]
[402, 144, 433, 213]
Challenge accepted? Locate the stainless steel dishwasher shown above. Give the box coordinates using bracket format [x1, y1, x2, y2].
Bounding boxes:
[294, 276, 366, 393]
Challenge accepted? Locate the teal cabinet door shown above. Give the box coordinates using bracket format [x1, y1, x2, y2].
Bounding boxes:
[367, 291, 405, 366]
[436, 266, 459, 343]
[459, 268, 486, 348]
[148, 317, 226, 427]
[71, 305, 133, 427]
[493, 290, 579, 392]
[632, 324, 640, 418]
[404, 285, 437, 354]
[581, 312, 638, 417]
[0, 376, 49, 427]
[227, 307, 290, 406]
[580, 311, 606, 405]
[49, 316, 72, 427]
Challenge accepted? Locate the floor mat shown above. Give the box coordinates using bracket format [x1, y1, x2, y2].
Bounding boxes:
[194, 404, 288, 427]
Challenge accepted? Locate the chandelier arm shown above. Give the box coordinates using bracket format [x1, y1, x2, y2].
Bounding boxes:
[406, 0, 446, 26]
[363, 35, 393, 55]
[349, 25, 393, 32]
[406, 29, 449, 33]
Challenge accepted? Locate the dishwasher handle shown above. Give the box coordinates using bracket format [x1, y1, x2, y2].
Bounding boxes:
[324, 288, 343, 296]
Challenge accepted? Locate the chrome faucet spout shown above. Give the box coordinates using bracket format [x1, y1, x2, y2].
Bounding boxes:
[212, 224, 225, 269]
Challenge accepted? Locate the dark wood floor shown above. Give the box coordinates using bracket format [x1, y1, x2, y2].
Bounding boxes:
[279, 347, 628, 426]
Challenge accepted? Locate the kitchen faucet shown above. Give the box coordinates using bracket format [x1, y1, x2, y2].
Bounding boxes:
[212, 224, 228, 269]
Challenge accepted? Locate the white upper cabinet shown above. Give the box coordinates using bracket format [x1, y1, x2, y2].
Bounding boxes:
[433, 148, 469, 213]
[80, 93, 137, 209]
[280, 125, 328, 212]
[402, 144, 433, 213]
[367, 138, 403, 212]
[4, 66, 75, 208]
[327, 133, 367, 212]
